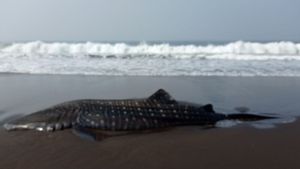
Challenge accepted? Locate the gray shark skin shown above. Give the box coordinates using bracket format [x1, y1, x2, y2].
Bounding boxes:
[3, 89, 274, 139]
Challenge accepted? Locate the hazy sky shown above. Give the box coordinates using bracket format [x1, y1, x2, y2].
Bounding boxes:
[0, 0, 299, 42]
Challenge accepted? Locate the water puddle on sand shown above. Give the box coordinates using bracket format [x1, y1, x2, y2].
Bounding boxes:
[214, 106, 298, 129]
[216, 114, 297, 129]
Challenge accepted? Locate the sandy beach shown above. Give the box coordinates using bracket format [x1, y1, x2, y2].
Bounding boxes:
[1, 74, 300, 169]
[1, 121, 300, 169]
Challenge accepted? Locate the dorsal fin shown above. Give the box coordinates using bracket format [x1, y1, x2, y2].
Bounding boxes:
[148, 89, 177, 104]
[202, 104, 215, 113]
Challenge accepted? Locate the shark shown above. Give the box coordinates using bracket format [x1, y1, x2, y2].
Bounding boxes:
[3, 89, 274, 140]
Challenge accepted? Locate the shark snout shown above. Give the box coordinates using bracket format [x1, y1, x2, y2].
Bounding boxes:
[4, 121, 72, 132]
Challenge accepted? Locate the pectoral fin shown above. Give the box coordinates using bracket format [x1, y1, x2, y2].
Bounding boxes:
[72, 125, 131, 141]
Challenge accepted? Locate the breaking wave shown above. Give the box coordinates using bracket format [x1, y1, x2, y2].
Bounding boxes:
[1, 41, 300, 59]
[1, 41, 300, 76]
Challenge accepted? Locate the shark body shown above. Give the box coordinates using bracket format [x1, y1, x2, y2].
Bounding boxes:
[4, 89, 273, 139]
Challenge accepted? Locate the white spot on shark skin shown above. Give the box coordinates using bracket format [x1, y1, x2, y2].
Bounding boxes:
[151, 113, 154, 117]
[154, 120, 158, 124]
[149, 109, 152, 112]
[100, 119, 105, 125]
[138, 108, 141, 111]
[173, 110, 177, 113]
[123, 107, 126, 110]
[139, 112, 143, 116]
[37, 127, 45, 131]
[160, 109, 163, 113]
[162, 114, 166, 117]
[76, 117, 81, 123]
[46, 124, 54, 132]
[112, 121, 116, 127]
[125, 118, 129, 122]
[123, 111, 127, 115]
[55, 123, 62, 130]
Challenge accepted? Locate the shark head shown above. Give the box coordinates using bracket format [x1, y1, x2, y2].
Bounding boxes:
[4, 120, 48, 131]
[3, 107, 75, 132]
[3, 112, 51, 131]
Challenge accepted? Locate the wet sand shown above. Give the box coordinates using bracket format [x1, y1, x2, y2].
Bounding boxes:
[1, 74, 300, 169]
[1, 122, 300, 169]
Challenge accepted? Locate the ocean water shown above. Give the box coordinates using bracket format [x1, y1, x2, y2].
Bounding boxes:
[1, 41, 300, 76]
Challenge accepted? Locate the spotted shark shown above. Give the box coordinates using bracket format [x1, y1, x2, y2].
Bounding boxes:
[3, 89, 274, 140]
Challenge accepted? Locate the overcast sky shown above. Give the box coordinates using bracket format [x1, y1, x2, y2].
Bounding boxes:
[0, 0, 299, 42]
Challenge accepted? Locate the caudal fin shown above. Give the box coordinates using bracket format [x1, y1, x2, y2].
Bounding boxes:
[226, 113, 275, 121]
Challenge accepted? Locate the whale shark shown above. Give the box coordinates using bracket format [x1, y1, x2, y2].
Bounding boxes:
[3, 89, 274, 140]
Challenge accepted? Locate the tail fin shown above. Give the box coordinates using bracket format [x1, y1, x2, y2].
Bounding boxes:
[226, 113, 275, 121]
